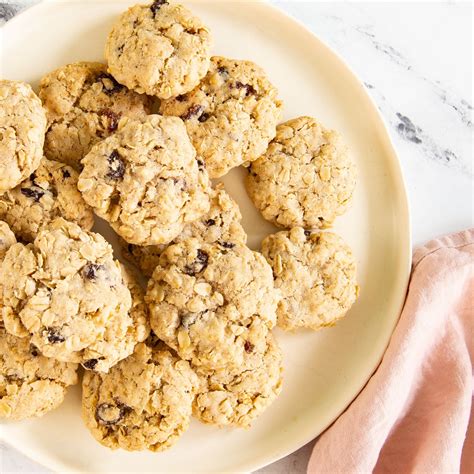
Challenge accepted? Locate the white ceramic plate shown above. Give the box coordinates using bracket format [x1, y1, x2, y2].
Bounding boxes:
[0, 1, 411, 472]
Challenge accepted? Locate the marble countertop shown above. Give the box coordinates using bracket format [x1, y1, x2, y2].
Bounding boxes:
[1, 1, 472, 473]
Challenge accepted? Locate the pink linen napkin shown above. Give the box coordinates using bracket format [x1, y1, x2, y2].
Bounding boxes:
[308, 229, 474, 474]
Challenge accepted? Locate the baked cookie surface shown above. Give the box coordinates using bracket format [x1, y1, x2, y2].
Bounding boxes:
[246, 116, 356, 229]
[193, 333, 282, 428]
[146, 239, 277, 372]
[0, 80, 46, 193]
[0, 158, 94, 242]
[105, 1, 212, 99]
[78, 114, 211, 246]
[0, 218, 137, 372]
[261, 227, 358, 330]
[82, 340, 198, 451]
[0, 324, 78, 420]
[118, 263, 151, 348]
[39, 62, 152, 169]
[160, 56, 283, 177]
[0, 221, 17, 260]
[121, 183, 247, 277]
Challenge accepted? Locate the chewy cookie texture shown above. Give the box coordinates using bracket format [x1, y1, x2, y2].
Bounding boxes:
[105, 0, 212, 99]
[121, 183, 247, 277]
[0, 218, 137, 372]
[0, 220, 78, 420]
[193, 333, 283, 428]
[246, 116, 356, 229]
[82, 339, 197, 451]
[0, 0, 359, 453]
[0, 324, 78, 420]
[0, 80, 46, 193]
[0, 220, 17, 260]
[119, 263, 151, 347]
[161, 56, 283, 178]
[262, 227, 358, 331]
[146, 238, 278, 373]
[78, 114, 211, 246]
[39, 61, 152, 169]
[0, 158, 94, 242]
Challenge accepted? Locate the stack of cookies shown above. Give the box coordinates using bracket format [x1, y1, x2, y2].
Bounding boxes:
[0, 0, 358, 453]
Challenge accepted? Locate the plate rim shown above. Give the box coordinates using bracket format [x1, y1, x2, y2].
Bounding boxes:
[0, 0, 412, 472]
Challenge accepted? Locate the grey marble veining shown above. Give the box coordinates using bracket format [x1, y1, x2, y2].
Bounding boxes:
[356, 23, 472, 173]
[274, 1, 472, 179]
[0, 1, 36, 24]
[1, 2, 473, 473]
[365, 83, 470, 176]
[358, 21, 473, 131]
[0, 3, 18, 22]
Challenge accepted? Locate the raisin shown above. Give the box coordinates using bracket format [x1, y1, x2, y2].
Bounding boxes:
[82, 263, 104, 280]
[118, 401, 132, 415]
[45, 328, 65, 344]
[146, 333, 161, 347]
[205, 219, 216, 226]
[244, 341, 254, 353]
[176, 94, 187, 102]
[5, 374, 22, 383]
[235, 81, 257, 97]
[99, 108, 121, 133]
[246, 164, 257, 176]
[82, 359, 98, 370]
[198, 112, 210, 123]
[106, 150, 125, 180]
[197, 249, 208, 266]
[304, 230, 311, 237]
[217, 66, 229, 77]
[96, 72, 123, 95]
[183, 249, 209, 276]
[196, 159, 205, 171]
[150, 0, 168, 17]
[184, 27, 199, 35]
[181, 104, 203, 121]
[30, 345, 39, 357]
[219, 241, 235, 249]
[61, 169, 71, 179]
[95, 402, 131, 426]
[20, 187, 44, 203]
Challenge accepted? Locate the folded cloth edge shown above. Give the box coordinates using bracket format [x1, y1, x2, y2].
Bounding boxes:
[307, 228, 474, 474]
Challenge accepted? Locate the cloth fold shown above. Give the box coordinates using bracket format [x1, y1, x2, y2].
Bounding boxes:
[308, 229, 473, 474]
